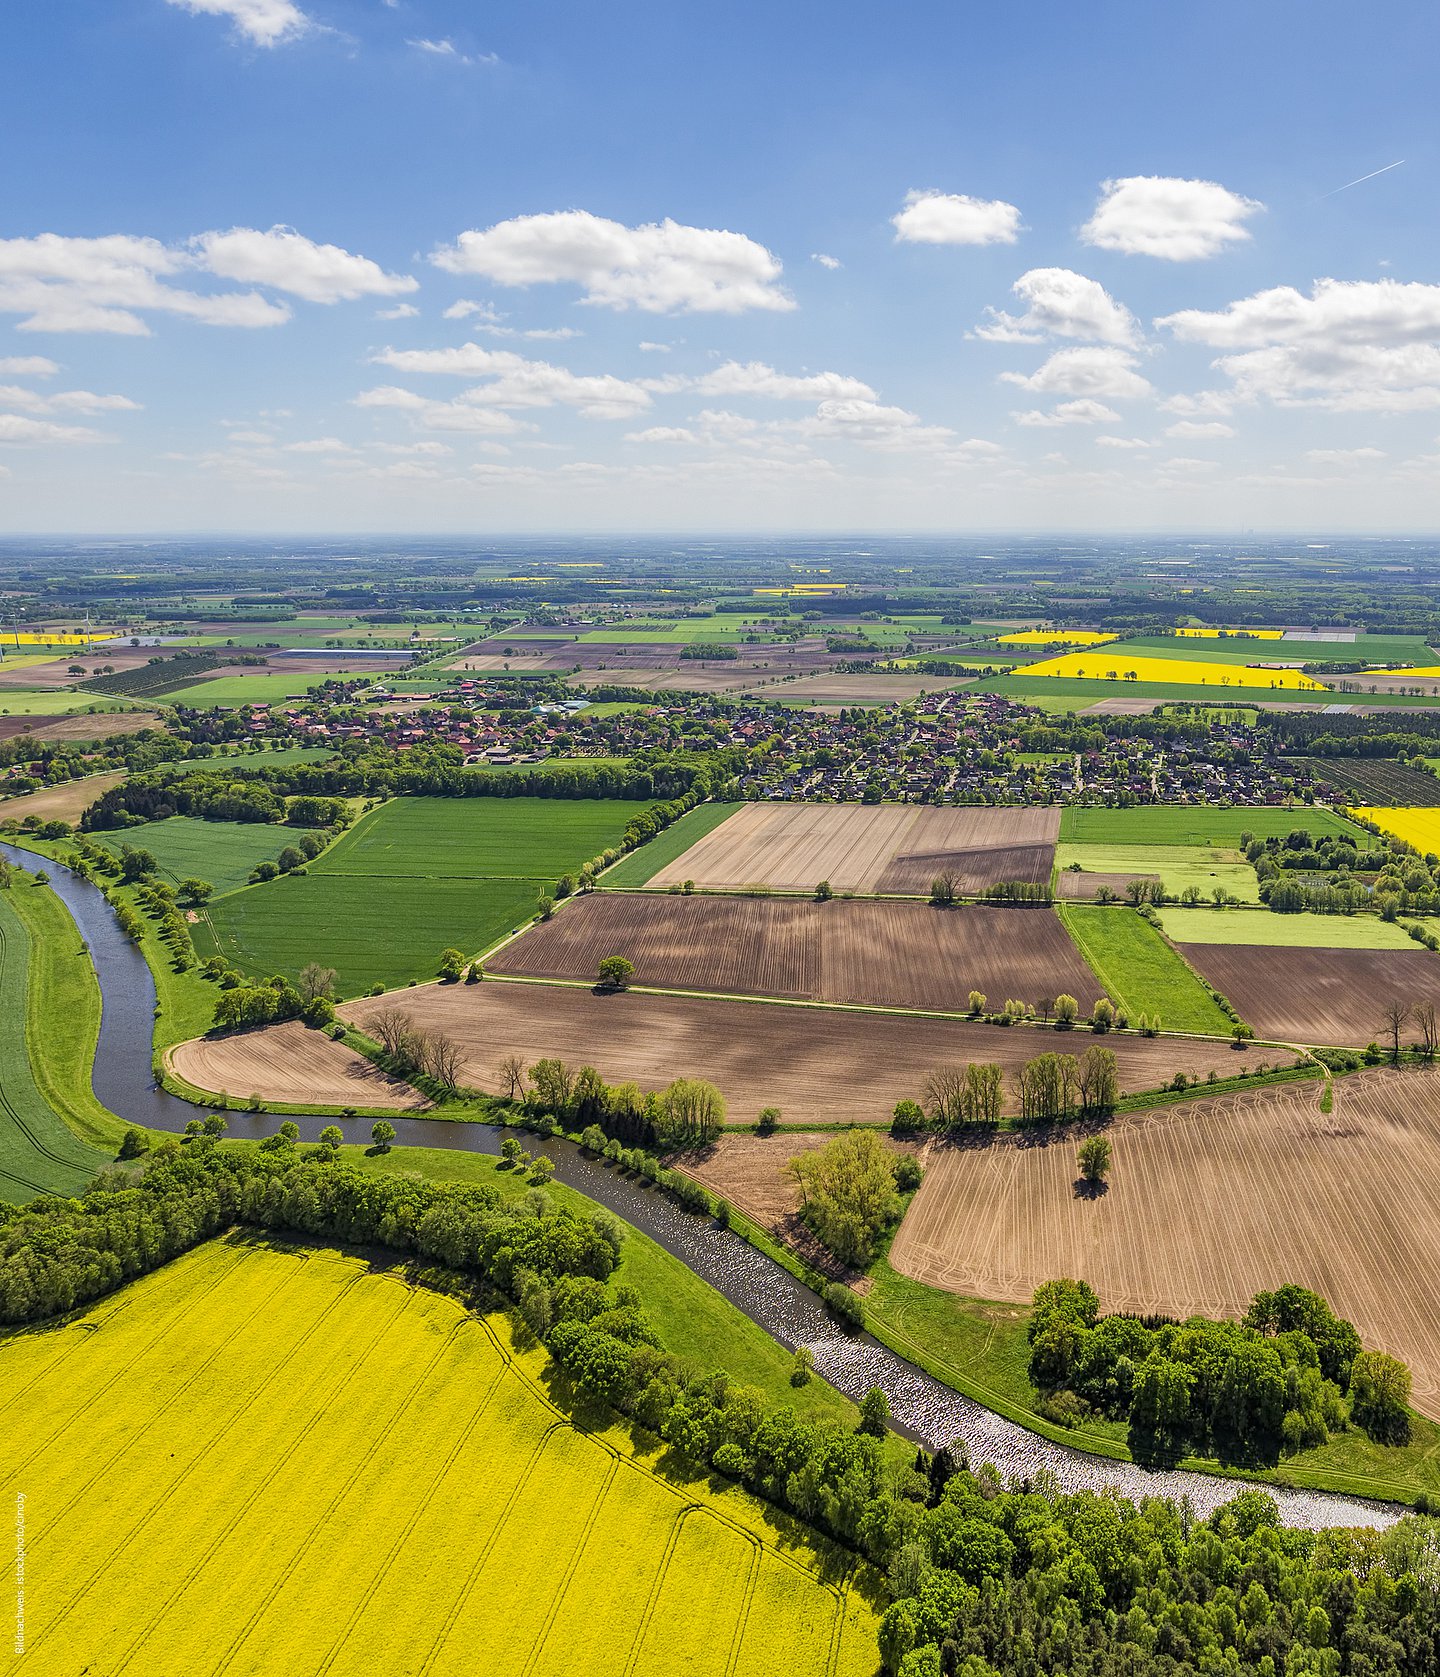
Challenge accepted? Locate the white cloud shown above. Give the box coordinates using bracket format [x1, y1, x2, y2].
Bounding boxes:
[892, 191, 1023, 246]
[165, 0, 309, 48]
[0, 385, 138, 416]
[975, 268, 1139, 346]
[196, 227, 416, 303]
[521, 326, 582, 341]
[1081, 176, 1263, 260]
[407, 38, 499, 67]
[1305, 446, 1386, 465]
[1159, 279, 1440, 411]
[1012, 399, 1122, 427]
[431, 210, 794, 313]
[691, 360, 876, 401]
[0, 356, 58, 377]
[1165, 419, 1235, 439]
[376, 303, 419, 320]
[285, 437, 352, 453]
[625, 426, 700, 444]
[370, 342, 655, 418]
[0, 413, 102, 444]
[354, 387, 530, 434]
[1095, 435, 1154, 449]
[1159, 389, 1235, 418]
[226, 429, 274, 445]
[637, 341, 670, 353]
[0, 232, 291, 335]
[374, 440, 453, 456]
[1158, 456, 1220, 472]
[811, 253, 842, 270]
[444, 300, 504, 323]
[1000, 346, 1153, 399]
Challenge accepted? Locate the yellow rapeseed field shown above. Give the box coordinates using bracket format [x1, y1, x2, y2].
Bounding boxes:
[1351, 807, 1440, 853]
[1174, 627, 1284, 640]
[1020, 651, 1329, 689]
[995, 628, 1118, 646]
[0, 1240, 881, 1677]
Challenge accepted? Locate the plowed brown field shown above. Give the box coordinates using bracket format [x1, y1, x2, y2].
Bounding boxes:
[0, 771, 125, 825]
[889, 1065, 1440, 1418]
[1178, 943, 1440, 1046]
[331, 982, 1248, 1125]
[648, 803, 1060, 894]
[169, 1018, 430, 1109]
[489, 894, 1098, 1013]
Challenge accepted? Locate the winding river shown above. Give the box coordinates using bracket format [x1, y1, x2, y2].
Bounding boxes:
[4, 839, 1400, 1531]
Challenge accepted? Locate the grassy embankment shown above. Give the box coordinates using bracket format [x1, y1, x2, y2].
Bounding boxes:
[1059, 902, 1236, 1036]
[599, 801, 744, 887]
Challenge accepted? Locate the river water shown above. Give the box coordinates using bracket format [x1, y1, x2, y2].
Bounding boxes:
[2, 839, 1400, 1530]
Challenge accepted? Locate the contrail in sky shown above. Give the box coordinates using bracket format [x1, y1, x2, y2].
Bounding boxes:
[1320, 159, 1406, 198]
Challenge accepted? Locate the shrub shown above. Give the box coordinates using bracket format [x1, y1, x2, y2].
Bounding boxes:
[823, 1282, 865, 1332]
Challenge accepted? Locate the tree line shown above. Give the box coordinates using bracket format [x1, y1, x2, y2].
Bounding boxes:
[893, 1047, 1120, 1133]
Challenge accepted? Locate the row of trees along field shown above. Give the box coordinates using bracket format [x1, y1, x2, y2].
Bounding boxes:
[1029, 1278, 1415, 1463]
[5, 1146, 1438, 1677]
[891, 1046, 1120, 1133]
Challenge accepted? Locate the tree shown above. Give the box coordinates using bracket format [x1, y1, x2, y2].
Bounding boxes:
[961, 1063, 1004, 1126]
[859, 1386, 891, 1437]
[1054, 993, 1078, 1026]
[791, 1129, 901, 1267]
[929, 871, 957, 907]
[657, 1077, 725, 1146]
[967, 990, 986, 1017]
[1417, 1001, 1439, 1061]
[815, 878, 833, 902]
[178, 877, 213, 907]
[890, 1098, 925, 1134]
[298, 962, 337, 1003]
[277, 845, 305, 873]
[499, 1053, 527, 1100]
[438, 946, 466, 983]
[319, 1125, 344, 1155]
[597, 954, 635, 990]
[1380, 999, 1411, 1064]
[118, 1126, 149, 1159]
[536, 894, 556, 921]
[371, 1119, 397, 1153]
[1349, 1350, 1412, 1444]
[922, 1066, 966, 1127]
[1090, 997, 1115, 1033]
[1077, 1135, 1112, 1185]
[757, 1106, 780, 1135]
[1077, 1045, 1119, 1115]
[530, 1058, 575, 1113]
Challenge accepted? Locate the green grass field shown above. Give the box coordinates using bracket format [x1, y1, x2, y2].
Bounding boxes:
[0, 881, 113, 1199]
[197, 796, 638, 991]
[599, 801, 744, 887]
[1111, 633, 1435, 667]
[151, 746, 339, 778]
[0, 688, 148, 715]
[1058, 902, 1234, 1034]
[92, 816, 300, 894]
[153, 672, 363, 706]
[1059, 806, 1364, 845]
[1156, 906, 1422, 949]
[318, 796, 635, 879]
[1055, 842, 1261, 903]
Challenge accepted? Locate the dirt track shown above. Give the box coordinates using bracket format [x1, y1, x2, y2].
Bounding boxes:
[888, 1064, 1440, 1419]
[1178, 943, 1440, 1047]
[334, 981, 1253, 1125]
[169, 1019, 430, 1109]
[649, 803, 1060, 894]
[489, 894, 1100, 1014]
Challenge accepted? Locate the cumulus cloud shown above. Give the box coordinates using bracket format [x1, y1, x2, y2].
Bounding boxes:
[369, 342, 656, 419]
[432, 210, 794, 314]
[285, 437, 352, 453]
[1081, 176, 1263, 260]
[376, 303, 419, 320]
[1164, 419, 1234, 439]
[1305, 446, 1386, 465]
[407, 38, 499, 67]
[1011, 399, 1121, 427]
[0, 384, 138, 415]
[354, 386, 530, 434]
[0, 232, 290, 335]
[637, 341, 670, 353]
[1094, 435, 1154, 449]
[975, 268, 1139, 346]
[0, 413, 102, 444]
[892, 191, 1023, 246]
[691, 361, 876, 402]
[196, 227, 416, 304]
[999, 347, 1153, 400]
[165, 0, 309, 48]
[1159, 278, 1440, 410]
[811, 253, 842, 269]
[0, 356, 58, 377]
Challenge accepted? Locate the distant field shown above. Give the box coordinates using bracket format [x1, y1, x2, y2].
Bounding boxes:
[1058, 806, 1362, 845]
[198, 797, 636, 990]
[650, 802, 1060, 895]
[319, 796, 635, 879]
[1054, 841, 1260, 903]
[0, 688, 146, 715]
[1353, 806, 1440, 854]
[0, 771, 125, 827]
[171, 1017, 429, 1109]
[490, 894, 1103, 1015]
[985, 672, 1440, 710]
[1116, 633, 1432, 666]
[600, 801, 744, 886]
[1158, 907, 1418, 949]
[1177, 943, 1440, 1045]
[157, 672, 357, 706]
[2, 1241, 880, 1677]
[1285, 760, 1440, 806]
[888, 1065, 1440, 1419]
[151, 745, 339, 778]
[94, 816, 299, 895]
[1056, 903, 1235, 1035]
[332, 982, 1247, 1123]
[1015, 651, 1327, 690]
[994, 629, 1118, 647]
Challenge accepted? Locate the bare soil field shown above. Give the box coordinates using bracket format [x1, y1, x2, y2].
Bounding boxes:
[1056, 870, 1159, 900]
[649, 802, 1061, 895]
[0, 771, 126, 825]
[0, 711, 161, 742]
[169, 1018, 430, 1109]
[1177, 943, 1440, 1046]
[740, 673, 976, 705]
[0, 649, 160, 689]
[489, 894, 1099, 1014]
[332, 982, 1248, 1125]
[889, 1065, 1440, 1419]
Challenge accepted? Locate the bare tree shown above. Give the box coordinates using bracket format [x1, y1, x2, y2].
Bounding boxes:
[1380, 1000, 1411, 1065]
[922, 1066, 966, 1127]
[298, 962, 337, 1003]
[1416, 1003, 1439, 1062]
[427, 1031, 464, 1094]
[369, 1007, 415, 1060]
[499, 1053, 527, 1099]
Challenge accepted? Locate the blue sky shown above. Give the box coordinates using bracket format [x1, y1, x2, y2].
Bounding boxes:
[2, 0, 1437, 532]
